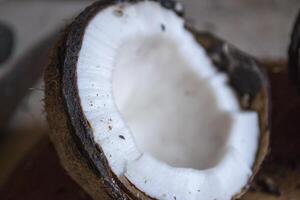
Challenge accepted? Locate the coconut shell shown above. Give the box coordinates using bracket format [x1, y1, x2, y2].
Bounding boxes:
[44, 1, 270, 199]
[288, 10, 300, 89]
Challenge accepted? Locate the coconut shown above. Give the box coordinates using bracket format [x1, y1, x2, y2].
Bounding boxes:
[289, 10, 300, 89]
[44, 0, 270, 200]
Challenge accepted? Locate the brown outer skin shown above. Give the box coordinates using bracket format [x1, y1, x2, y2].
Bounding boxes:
[44, 1, 270, 200]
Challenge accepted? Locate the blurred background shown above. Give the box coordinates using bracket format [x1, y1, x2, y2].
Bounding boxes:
[0, 0, 299, 193]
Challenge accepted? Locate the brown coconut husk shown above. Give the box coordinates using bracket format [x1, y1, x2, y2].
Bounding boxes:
[43, 1, 270, 199]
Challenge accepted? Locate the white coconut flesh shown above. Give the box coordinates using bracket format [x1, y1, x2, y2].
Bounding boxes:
[76, 1, 260, 200]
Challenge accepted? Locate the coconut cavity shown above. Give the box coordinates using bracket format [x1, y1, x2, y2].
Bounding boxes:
[76, 1, 260, 200]
[113, 35, 233, 170]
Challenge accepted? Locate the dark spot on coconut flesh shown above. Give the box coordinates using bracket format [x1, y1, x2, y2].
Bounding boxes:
[119, 135, 125, 140]
[108, 125, 112, 131]
[114, 9, 123, 17]
[161, 24, 166, 31]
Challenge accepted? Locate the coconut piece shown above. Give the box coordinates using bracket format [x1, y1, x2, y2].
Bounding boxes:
[45, 0, 270, 200]
[288, 10, 300, 89]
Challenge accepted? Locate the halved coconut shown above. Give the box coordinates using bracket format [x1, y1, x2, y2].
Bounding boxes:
[45, 0, 270, 200]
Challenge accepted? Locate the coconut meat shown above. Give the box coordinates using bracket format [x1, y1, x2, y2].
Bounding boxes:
[76, 1, 259, 200]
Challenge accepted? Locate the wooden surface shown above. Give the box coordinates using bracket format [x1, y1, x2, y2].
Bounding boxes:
[0, 138, 91, 200]
[0, 138, 299, 200]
